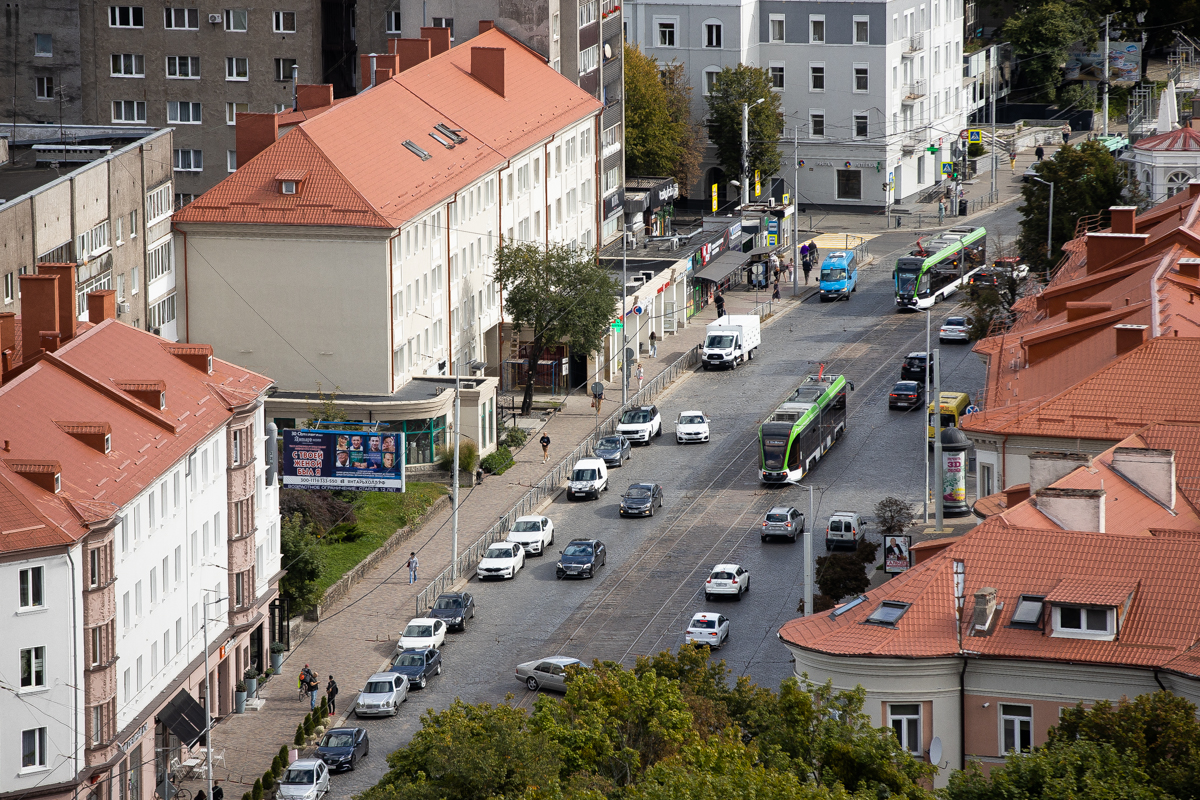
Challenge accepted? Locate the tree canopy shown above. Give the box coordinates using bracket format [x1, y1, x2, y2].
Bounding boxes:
[1001, 1, 1097, 102]
[624, 45, 704, 192]
[704, 65, 784, 198]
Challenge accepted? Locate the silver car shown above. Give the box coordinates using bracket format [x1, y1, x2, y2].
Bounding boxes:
[354, 672, 409, 718]
[277, 759, 329, 800]
[515, 656, 586, 692]
[939, 316, 971, 343]
[761, 506, 804, 542]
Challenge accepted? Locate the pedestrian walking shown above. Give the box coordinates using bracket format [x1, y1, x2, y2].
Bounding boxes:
[714, 292, 725, 317]
[1035, 145, 1045, 162]
[800, 242, 809, 263]
[212, 781, 224, 800]
[407, 552, 419, 585]
[1009, 151, 1017, 172]
[772, 280, 781, 300]
[938, 199, 945, 225]
[326, 677, 339, 715]
[802, 257, 812, 285]
[539, 433, 550, 463]
[649, 330, 657, 358]
[635, 362, 644, 393]
[1062, 124, 1071, 145]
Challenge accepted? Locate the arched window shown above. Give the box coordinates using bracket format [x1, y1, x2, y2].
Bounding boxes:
[1167, 171, 1193, 198]
[704, 19, 723, 48]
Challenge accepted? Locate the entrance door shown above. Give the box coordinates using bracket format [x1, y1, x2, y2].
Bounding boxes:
[217, 660, 230, 716]
[568, 351, 588, 390]
[663, 301, 676, 332]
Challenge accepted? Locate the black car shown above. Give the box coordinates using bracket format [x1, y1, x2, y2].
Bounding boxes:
[620, 483, 664, 517]
[427, 592, 475, 631]
[900, 352, 928, 381]
[889, 381, 925, 409]
[389, 648, 442, 689]
[593, 435, 633, 467]
[315, 727, 369, 772]
[556, 539, 607, 579]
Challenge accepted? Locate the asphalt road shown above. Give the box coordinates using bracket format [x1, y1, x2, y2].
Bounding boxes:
[327, 204, 1019, 797]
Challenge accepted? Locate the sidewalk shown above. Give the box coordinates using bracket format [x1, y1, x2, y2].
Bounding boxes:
[194, 289, 810, 792]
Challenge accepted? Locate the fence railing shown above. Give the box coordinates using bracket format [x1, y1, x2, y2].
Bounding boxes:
[966, 191, 999, 215]
[415, 343, 704, 614]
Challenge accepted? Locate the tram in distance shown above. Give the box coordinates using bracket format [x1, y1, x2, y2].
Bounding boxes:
[894, 225, 987, 310]
[759, 371, 852, 484]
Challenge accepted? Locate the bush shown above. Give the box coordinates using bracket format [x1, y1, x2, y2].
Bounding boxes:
[436, 439, 479, 474]
[502, 426, 528, 448]
[294, 725, 305, 747]
[319, 695, 328, 714]
[280, 513, 326, 613]
[271, 641, 287, 654]
[242, 793, 251, 800]
[304, 714, 315, 736]
[271, 755, 283, 777]
[278, 746, 289, 768]
[244, 667, 259, 681]
[252, 778, 263, 800]
[279, 489, 356, 532]
[235, 681, 246, 693]
[967, 141, 988, 159]
[262, 771, 274, 791]
[480, 445, 515, 475]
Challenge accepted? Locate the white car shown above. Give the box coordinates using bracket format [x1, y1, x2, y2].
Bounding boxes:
[506, 515, 554, 556]
[398, 617, 446, 652]
[475, 542, 526, 580]
[277, 758, 330, 800]
[616, 404, 662, 444]
[676, 411, 711, 443]
[684, 612, 730, 648]
[353, 672, 409, 718]
[939, 316, 971, 343]
[704, 563, 750, 601]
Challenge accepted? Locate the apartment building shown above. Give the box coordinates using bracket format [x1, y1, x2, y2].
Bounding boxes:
[0, 0, 85, 126]
[174, 26, 601, 450]
[0, 127, 179, 341]
[626, 0, 967, 208]
[0, 285, 280, 800]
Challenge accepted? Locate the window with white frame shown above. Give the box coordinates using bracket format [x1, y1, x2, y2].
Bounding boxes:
[1052, 604, 1115, 638]
[149, 294, 176, 329]
[109, 6, 145, 27]
[579, 45, 598, 74]
[704, 67, 720, 95]
[147, 240, 173, 281]
[385, 10, 401, 32]
[225, 101, 247, 125]
[274, 58, 297, 81]
[809, 15, 825, 43]
[225, 56, 248, 80]
[854, 113, 868, 138]
[854, 63, 869, 92]
[224, 8, 248, 30]
[1001, 704, 1033, 754]
[4, 271, 14, 303]
[147, 183, 172, 222]
[34, 77, 54, 100]
[77, 221, 111, 261]
[173, 149, 203, 171]
[769, 14, 784, 42]
[275, 10, 296, 32]
[603, 166, 620, 194]
[164, 8, 199, 29]
[656, 18, 676, 47]
[111, 53, 145, 77]
[578, 0, 596, 27]
[167, 101, 201, 123]
[810, 63, 825, 91]
[854, 16, 869, 43]
[705, 21, 722, 48]
[19, 566, 44, 609]
[166, 55, 200, 78]
[21, 728, 47, 770]
[888, 704, 920, 753]
[769, 62, 785, 89]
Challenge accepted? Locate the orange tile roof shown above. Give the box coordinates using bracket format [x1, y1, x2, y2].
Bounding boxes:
[174, 27, 602, 229]
[1044, 576, 1138, 605]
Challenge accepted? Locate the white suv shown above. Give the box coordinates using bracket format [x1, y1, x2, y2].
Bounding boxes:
[617, 404, 662, 444]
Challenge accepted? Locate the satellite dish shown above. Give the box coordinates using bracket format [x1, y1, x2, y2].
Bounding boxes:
[929, 736, 943, 765]
[603, 43, 612, 59]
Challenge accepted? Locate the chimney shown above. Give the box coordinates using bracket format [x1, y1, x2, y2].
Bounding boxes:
[420, 26, 451, 55]
[235, 112, 280, 167]
[1111, 447, 1176, 509]
[0, 311, 14, 355]
[36, 263, 78, 342]
[972, 587, 999, 633]
[291, 63, 300, 110]
[18, 274, 59, 363]
[1114, 323, 1147, 355]
[1035, 487, 1105, 532]
[1064, 300, 1112, 322]
[1085, 232, 1149, 273]
[391, 37, 432, 72]
[40, 332, 62, 353]
[1190, 181, 1200, 198]
[1179, 258, 1200, 280]
[87, 290, 117, 324]
[471, 46, 506, 97]
[1109, 206, 1137, 234]
[479, 19, 495, 33]
[375, 53, 400, 85]
[295, 84, 334, 112]
[1003, 483, 1031, 507]
[1029, 451, 1090, 493]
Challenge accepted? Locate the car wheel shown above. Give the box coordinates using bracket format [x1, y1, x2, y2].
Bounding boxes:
[704, 592, 712, 601]
[761, 535, 768, 542]
[418, 674, 427, 689]
[459, 617, 467, 631]
[736, 588, 743, 601]
[349, 756, 356, 771]
[436, 663, 442, 675]
[526, 676, 539, 691]
[649, 505, 654, 517]
[744, 579, 749, 594]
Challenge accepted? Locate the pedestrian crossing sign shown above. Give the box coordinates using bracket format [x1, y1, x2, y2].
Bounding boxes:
[968, 130, 982, 143]
[941, 162, 954, 175]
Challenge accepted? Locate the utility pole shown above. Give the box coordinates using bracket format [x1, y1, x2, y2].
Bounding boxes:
[792, 124, 799, 297]
[741, 102, 750, 209]
[990, 44, 997, 200]
[923, 310, 931, 522]
[621, 233, 627, 406]
[1103, 14, 1111, 136]
[451, 370, 461, 579]
[801, 484, 815, 616]
[933, 348, 944, 531]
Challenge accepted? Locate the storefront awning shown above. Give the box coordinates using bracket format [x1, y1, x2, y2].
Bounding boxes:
[157, 690, 209, 747]
[693, 250, 748, 283]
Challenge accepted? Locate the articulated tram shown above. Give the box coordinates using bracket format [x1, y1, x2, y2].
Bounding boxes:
[759, 372, 850, 484]
[894, 225, 987, 310]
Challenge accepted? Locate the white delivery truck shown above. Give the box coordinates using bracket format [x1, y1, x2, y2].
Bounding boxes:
[702, 315, 761, 370]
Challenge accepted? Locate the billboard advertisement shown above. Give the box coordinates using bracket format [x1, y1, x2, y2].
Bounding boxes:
[884, 535, 911, 574]
[281, 429, 406, 492]
[1064, 43, 1141, 82]
[943, 449, 966, 503]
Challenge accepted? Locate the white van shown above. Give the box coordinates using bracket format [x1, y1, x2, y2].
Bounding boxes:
[824, 511, 863, 550]
[568, 457, 609, 500]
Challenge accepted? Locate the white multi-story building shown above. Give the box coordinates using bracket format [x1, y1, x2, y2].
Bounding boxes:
[0, 283, 280, 800]
[626, 0, 967, 208]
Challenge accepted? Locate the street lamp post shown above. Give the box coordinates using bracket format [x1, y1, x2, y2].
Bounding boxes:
[741, 98, 765, 208]
[792, 124, 800, 297]
[923, 309, 931, 523]
[797, 483, 816, 616]
[1030, 176, 1055, 276]
[451, 369, 461, 579]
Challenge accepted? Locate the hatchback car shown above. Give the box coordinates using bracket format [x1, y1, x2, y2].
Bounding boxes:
[476, 542, 526, 580]
[684, 612, 730, 648]
[616, 405, 662, 444]
[353, 672, 409, 718]
[761, 506, 804, 541]
[277, 759, 330, 800]
[506, 515, 554, 556]
[675, 411, 711, 443]
[939, 316, 971, 343]
[900, 352, 929, 381]
[556, 539, 606, 579]
[515, 656, 587, 692]
[315, 727, 369, 772]
[427, 591, 475, 631]
[620, 483, 664, 517]
[888, 381, 925, 409]
[704, 563, 749, 601]
[593, 435, 633, 467]
[397, 617, 446, 652]
[389, 648, 442, 689]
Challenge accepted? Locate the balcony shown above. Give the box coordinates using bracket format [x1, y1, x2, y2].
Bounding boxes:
[901, 131, 925, 151]
[902, 80, 927, 103]
[903, 31, 924, 56]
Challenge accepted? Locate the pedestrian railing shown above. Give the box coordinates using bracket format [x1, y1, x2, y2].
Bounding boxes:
[967, 191, 1000, 215]
[415, 343, 704, 614]
[751, 299, 774, 318]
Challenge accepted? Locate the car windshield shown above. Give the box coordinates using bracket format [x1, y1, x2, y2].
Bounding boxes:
[691, 618, 716, 629]
[597, 437, 623, 449]
[394, 653, 424, 667]
[621, 410, 651, 424]
[364, 680, 393, 694]
[946, 317, 966, 326]
[711, 571, 734, 580]
[511, 520, 540, 532]
[321, 733, 354, 748]
[433, 597, 461, 609]
[563, 543, 594, 556]
[280, 769, 314, 785]
[403, 624, 433, 638]
[626, 486, 652, 498]
[766, 513, 789, 522]
[679, 415, 705, 425]
[572, 469, 598, 482]
[822, 268, 847, 281]
[706, 334, 734, 349]
[485, 546, 514, 559]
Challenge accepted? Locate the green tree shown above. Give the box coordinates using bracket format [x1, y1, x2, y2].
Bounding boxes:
[874, 497, 914, 537]
[1001, 1, 1097, 102]
[1018, 140, 1127, 276]
[815, 540, 878, 602]
[279, 512, 325, 612]
[494, 240, 620, 415]
[624, 45, 689, 181]
[625, 739, 841, 800]
[659, 61, 705, 192]
[704, 65, 784, 195]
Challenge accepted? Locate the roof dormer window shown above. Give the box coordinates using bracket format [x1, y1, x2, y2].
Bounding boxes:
[274, 170, 307, 195]
[104, 434, 112, 454]
[281, 181, 297, 195]
[1051, 605, 1115, 640]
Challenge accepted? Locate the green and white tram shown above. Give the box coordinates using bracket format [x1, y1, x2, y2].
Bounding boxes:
[894, 225, 987, 310]
[759, 372, 850, 484]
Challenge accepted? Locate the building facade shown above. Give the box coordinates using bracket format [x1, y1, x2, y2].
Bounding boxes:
[0, 0, 85, 127]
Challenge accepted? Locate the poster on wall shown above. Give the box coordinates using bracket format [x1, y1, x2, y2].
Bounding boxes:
[1064, 43, 1141, 82]
[884, 535, 912, 574]
[281, 429, 406, 492]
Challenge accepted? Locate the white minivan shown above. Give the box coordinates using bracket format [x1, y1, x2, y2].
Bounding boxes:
[568, 457, 609, 500]
[825, 511, 863, 550]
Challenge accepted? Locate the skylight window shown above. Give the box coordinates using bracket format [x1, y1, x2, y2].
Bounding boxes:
[1011, 595, 1044, 626]
[403, 140, 432, 161]
[866, 601, 910, 626]
[429, 131, 455, 149]
[434, 123, 466, 144]
[831, 595, 866, 617]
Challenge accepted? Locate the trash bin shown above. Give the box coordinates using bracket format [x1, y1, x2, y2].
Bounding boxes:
[958, 199, 968, 216]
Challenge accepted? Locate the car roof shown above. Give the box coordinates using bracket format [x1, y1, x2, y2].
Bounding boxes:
[435, 591, 467, 599]
[324, 727, 362, 736]
[678, 409, 705, 415]
[906, 351, 927, 358]
[566, 537, 600, 545]
[768, 506, 797, 514]
[526, 656, 583, 666]
[689, 612, 721, 621]
[395, 647, 433, 656]
[628, 482, 655, 489]
[514, 514, 544, 522]
[289, 758, 324, 768]
[574, 457, 605, 466]
[367, 672, 400, 681]
[712, 563, 741, 570]
[894, 380, 919, 387]
[405, 617, 439, 625]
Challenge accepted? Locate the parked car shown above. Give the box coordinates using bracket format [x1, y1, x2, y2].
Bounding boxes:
[427, 591, 475, 631]
[568, 457, 609, 500]
[675, 411, 711, 443]
[825, 511, 863, 550]
[476, 542, 526, 580]
[620, 483, 664, 517]
[506, 515, 554, 556]
[353, 673, 409, 718]
[939, 316, 971, 343]
[616, 404, 662, 444]
[888, 381, 925, 410]
[556, 539, 607, 579]
[705, 564, 750, 601]
[515, 656, 587, 692]
[397, 617, 447, 652]
[684, 612, 730, 648]
[761, 506, 804, 541]
[277, 759, 330, 800]
[389, 648, 442, 690]
[315, 728, 369, 772]
[593, 435, 633, 467]
[900, 352, 929, 381]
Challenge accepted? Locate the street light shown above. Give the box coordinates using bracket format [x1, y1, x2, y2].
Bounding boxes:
[741, 98, 766, 208]
[1030, 176, 1055, 276]
[923, 309, 931, 523]
[796, 484, 819, 616]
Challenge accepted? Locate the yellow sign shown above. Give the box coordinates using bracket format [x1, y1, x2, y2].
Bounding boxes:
[711, 184, 718, 212]
[968, 130, 982, 143]
[754, 170, 761, 197]
[767, 233, 778, 246]
[782, 193, 790, 205]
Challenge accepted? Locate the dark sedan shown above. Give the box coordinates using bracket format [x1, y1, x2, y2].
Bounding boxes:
[900, 352, 928, 382]
[593, 435, 632, 467]
[889, 381, 925, 409]
[619, 483, 664, 517]
[556, 539, 607, 579]
[315, 727, 369, 772]
[427, 591, 475, 631]
[389, 648, 442, 689]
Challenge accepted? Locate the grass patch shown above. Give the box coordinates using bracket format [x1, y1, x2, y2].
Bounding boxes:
[314, 482, 447, 594]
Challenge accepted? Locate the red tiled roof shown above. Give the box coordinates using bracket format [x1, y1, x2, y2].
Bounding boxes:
[1133, 127, 1200, 151]
[1044, 576, 1138, 605]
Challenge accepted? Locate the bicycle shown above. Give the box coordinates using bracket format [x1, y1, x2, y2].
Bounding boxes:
[154, 776, 192, 800]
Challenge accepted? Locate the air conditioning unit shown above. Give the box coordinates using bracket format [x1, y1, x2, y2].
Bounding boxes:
[117, 302, 130, 314]
[208, 13, 222, 23]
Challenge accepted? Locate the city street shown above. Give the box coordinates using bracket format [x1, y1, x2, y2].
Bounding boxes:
[327, 203, 1018, 797]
